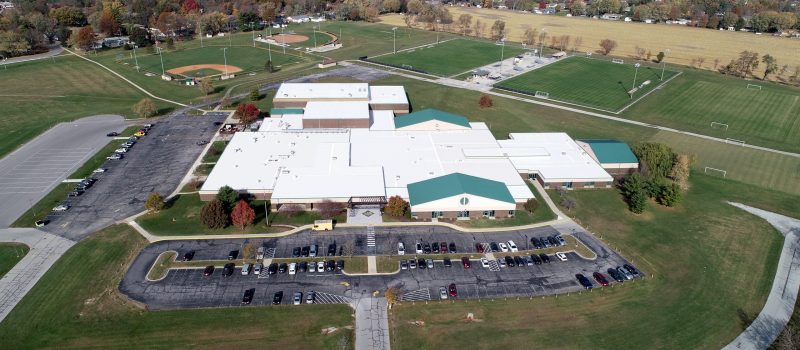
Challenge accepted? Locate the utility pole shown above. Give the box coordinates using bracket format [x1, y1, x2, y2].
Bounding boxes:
[223, 47, 228, 76]
[631, 63, 641, 99]
[250, 22, 256, 47]
[392, 27, 397, 54]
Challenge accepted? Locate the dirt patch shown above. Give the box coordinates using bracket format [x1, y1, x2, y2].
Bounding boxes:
[271, 33, 310, 44]
[167, 64, 243, 76]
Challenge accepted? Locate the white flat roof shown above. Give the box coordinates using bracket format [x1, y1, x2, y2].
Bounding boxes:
[258, 115, 303, 131]
[369, 86, 409, 105]
[304, 101, 369, 120]
[274, 83, 369, 100]
[370, 110, 395, 130]
[499, 133, 613, 182]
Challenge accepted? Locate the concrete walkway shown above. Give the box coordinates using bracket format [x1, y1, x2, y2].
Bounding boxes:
[0, 228, 75, 323]
[1, 44, 64, 65]
[367, 256, 377, 274]
[723, 203, 800, 350]
[354, 297, 391, 350]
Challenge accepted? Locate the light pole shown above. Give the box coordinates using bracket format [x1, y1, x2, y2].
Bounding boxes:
[132, 44, 140, 72]
[392, 27, 397, 54]
[223, 47, 229, 76]
[2, 56, 7, 70]
[281, 26, 286, 54]
[199, 20, 204, 48]
[500, 37, 506, 65]
[631, 63, 641, 99]
[539, 28, 546, 58]
[436, 19, 441, 43]
[250, 22, 256, 47]
[228, 22, 232, 47]
[157, 47, 165, 76]
[313, 24, 318, 48]
[660, 49, 670, 81]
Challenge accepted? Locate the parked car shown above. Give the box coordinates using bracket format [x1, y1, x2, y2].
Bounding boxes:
[293, 292, 302, 305]
[309, 244, 318, 257]
[443, 258, 452, 267]
[448, 283, 458, 298]
[92, 168, 107, 173]
[524, 255, 535, 266]
[531, 254, 542, 265]
[490, 242, 499, 252]
[106, 153, 123, 160]
[409, 259, 417, 269]
[326, 260, 335, 271]
[426, 259, 434, 269]
[513, 255, 524, 267]
[254, 263, 263, 275]
[292, 247, 301, 258]
[317, 261, 325, 272]
[542, 237, 552, 248]
[507, 240, 518, 252]
[423, 243, 432, 254]
[273, 291, 283, 305]
[415, 243, 423, 254]
[607, 268, 625, 282]
[257, 247, 265, 260]
[480, 257, 490, 268]
[400, 260, 408, 270]
[593, 272, 610, 286]
[504, 255, 515, 267]
[398, 242, 405, 255]
[203, 265, 214, 276]
[114, 148, 128, 153]
[623, 264, 640, 276]
[548, 236, 559, 247]
[53, 203, 70, 212]
[67, 190, 83, 197]
[301, 246, 310, 257]
[498, 242, 509, 252]
[449, 243, 457, 253]
[288, 263, 296, 275]
[106, 131, 119, 137]
[440, 242, 448, 253]
[34, 220, 48, 227]
[618, 266, 634, 280]
[439, 287, 448, 299]
[576, 274, 593, 289]
[298, 261, 307, 273]
[497, 258, 506, 268]
[417, 258, 426, 269]
[431, 242, 439, 254]
[267, 263, 278, 275]
[555, 252, 568, 261]
[336, 260, 345, 270]
[306, 291, 316, 304]
[222, 263, 235, 277]
[328, 243, 337, 256]
[539, 253, 551, 263]
[308, 261, 317, 273]
[475, 243, 485, 253]
[182, 251, 195, 261]
[242, 289, 254, 305]
[278, 263, 288, 273]
[228, 250, 238, 260]
[461, 257, 471, 268]
[557, 235, 567, 246]
[531, 237, 543, 249]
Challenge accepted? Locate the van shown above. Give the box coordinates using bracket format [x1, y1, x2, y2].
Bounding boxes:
[312, 220, 333, 231]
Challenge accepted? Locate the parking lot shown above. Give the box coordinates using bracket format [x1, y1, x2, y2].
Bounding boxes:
[42, 112, 228, 240]
[120, 226, 639, 310]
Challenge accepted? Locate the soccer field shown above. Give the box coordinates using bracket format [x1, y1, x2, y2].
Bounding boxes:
[122, 46, 301, 77]
[495, 56, 679, 112]
[368, 38, 526, 77]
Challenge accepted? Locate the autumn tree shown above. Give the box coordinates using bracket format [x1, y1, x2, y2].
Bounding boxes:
[383, 0, 402, 13]
[762, 54, 778, 80]
[385, 287, 400, 306]
[669, 153, 693, 190]
[524, 198, 540, 213]
[385, 196, 409, 217]
[317, 200, 345, 219]
[231, 199, 256, 230]
[182, 0, 201, 14]
[235, 103, 260, 125]
[199, 79, 214, 95]
[201, 199, 228, 229]
[50, 6, 87, 26]
[98, 9, 120, 36]
[522, 26, 537, 46]
[133, 98, 158, 118]
[490, 20, 506, 41]
[145, 192, 165, 212]
[599, 39, 617, 55]
[71, 26, 95, 51]
[479, 94, 494, 108]
[457, 14, 472, 36]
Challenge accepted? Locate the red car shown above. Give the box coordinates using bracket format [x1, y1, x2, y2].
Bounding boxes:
[461, 257, 471, 268]
[203, 265, 214, 276]
[440, 242, 448, 253]
[448, 283, 458, 298]
[593, 272, 610, 286]
[475, 243, 485, 254]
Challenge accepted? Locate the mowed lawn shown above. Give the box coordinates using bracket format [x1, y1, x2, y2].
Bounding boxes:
[124, 46, 300, 76]
[0, 225, 354, 349]
[390, 173, 792, 349]
[0, 56, 153, 159]
[624, 69, 800, 153]
[496, 56, 679, 111]
[370, 39, 526, 76]
[0, 243, 28, 278]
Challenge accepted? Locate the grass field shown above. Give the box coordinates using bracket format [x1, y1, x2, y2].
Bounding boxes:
[0, 243, 28, 278]
[368, 38, 526, 76]
[122, 46, 301, 77]
[390, 173, 794, 349]
[0, 225, 354, 349]
[380, 8, 800, 77]
[496, 56, 679, 111]
[624, 68, 800, 153]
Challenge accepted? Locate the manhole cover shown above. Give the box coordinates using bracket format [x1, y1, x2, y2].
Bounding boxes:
[362, 210, 375, 217]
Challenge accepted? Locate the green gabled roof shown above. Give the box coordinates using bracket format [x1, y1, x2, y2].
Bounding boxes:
[407, 173, 515, 206]
[270, 108, 305, 115]
[580, 139, 639, 164]
[394, 109, 471, 129]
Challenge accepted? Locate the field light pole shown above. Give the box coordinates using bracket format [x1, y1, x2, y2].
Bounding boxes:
[157, 47, 165, 76]
[132, 44, 140, 72]
[250, 22, 256, 47]
[313, 24, 318, 48]
[223, 47, 229, 76]
[499, 38, 506, 65]
[631, 63, 641, 99]
[392, 27, 398, 54]
[436, 19, 441, 43]
[660, 48, 670, 81]
[539, 28, 546, 58]
[281, 26, 286, 54]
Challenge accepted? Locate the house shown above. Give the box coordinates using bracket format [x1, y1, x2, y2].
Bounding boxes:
[103, 36, 130, 48]
[287, 15, 311, 23]
[601, 14, 622, 21]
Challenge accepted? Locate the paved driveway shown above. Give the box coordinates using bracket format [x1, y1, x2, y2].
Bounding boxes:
[0, 115, 126, 227]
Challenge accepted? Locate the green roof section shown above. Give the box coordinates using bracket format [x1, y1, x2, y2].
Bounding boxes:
[580, 139, 639, 164]
[270, 108, 305, 115]
[394, 109, 471, 129]
[407, 173, 515, 206]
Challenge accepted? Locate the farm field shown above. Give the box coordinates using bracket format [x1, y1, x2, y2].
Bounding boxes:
[495, 56, 679, 111]
[380, 8, 800, 77]
[0, 225, 354, 349]
[390, 173, 793, 349]
[369, 38, 527, 76]
[122, 46, 301, 78]
[623, 68, 800, 153]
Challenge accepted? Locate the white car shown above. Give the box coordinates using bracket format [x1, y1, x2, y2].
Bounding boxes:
[498, 242, 509, 252]
[439, 287, 448, 300]
[256, 247, 265, 260]
[293, 292, 302, 305]
[398, 242, 405, 255]
[309, 261, 317, 273]
[306, 291, 316, 304]
[480, 257, 490, 268]
[241, 263, 252, 275]
[253, 263, 262, 275]
[317, 261, 325, 272]
[507, 240, 518, 252]
[53, 204, 70, 212]
[114, 148, 127, 153]
[92, 168, 107, 173]
[556, 252, 568, 261]
[415, 243, 423, 254]
[288, 263, 296, 275]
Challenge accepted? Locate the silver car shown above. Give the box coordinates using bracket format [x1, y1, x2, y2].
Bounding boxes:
[439, 287, 448, 299]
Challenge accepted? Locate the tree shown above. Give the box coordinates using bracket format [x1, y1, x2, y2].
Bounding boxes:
[235, 103, 260, 125]
[656, 51, 665, 63]
[479, 94, 494, 108]
[670, 153, 693, 189]
[523, 198, 540, 213]
[129, 26, 152, 48]
[230, 199, 256, 230]
[98, 9, 120, 36]
[599, 39, 617, 55]
[522, 26, 537, 46]
[50, 6, 87, 26]
[317, 200, 345, 219]
[201, 11, 228, 35]
[199, 79, 214, 95]
[265, 59, 275, 73]
[71, 26, 95, 51]
[457, 14, 473, 36]
[621, 173, 647, 213]
[216, 185, 240, 210]
[633, 143, 674, 179]
[657, 182, 682, 207]
[182, 0, 201, 14]
[570, 1, 587, 16]
[201, 199, 228, 229]
[145, 192, 165, 212]
[385, 196, 409, 217]
[762, 54, 778, 80]
[490, 20, 506, 41]
[165, 37, 175, 50]
[385, 287, 400, 306]
[250, 88, 260, 101]
[383, 0, 402, 13]
[133, 98, 158, 118]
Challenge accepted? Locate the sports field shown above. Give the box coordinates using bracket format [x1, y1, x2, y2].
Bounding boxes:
[624, 69, 800, 153]
[369, 38, 526, 76]
[495, 56, 679, 111]
[122, 46, 300, 77]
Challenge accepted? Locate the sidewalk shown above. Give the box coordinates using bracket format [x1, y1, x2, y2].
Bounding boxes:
[354, 297, 390, 350]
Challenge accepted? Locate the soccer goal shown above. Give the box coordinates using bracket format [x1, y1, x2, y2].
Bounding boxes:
[535, 91, 550, 99]
[710, 121, 729, 130]
[746, 84, 762, 91]
[401, 64, 414, 70]
[725, 138, 746, 146]
[612, 58, 624, 64]
[704, 167, 727, 177]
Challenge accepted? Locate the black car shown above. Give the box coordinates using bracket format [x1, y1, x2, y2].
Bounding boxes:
[326, 260, 336, 271]
[328, 243, 337, 256]
[548, 236, 559, 247]
[431, 242, 440, 254]
[423, 243, 432, 254]
[443, 258, 452, 267]
[607, 268, 625, 282]
[222, 263, 235, 277]
[273, 291, 283, 305]
[228, 250, 238, 260]
[68, 190, 83, 197]
[539, 253, 550, 263]
[278, 263, 288, 273]
[490, 242, 499, 252]
[106, 131, 119, 137]
[292, 247, 301, 258]
[183, 251, 195, 261]
[242, 289, 255, 305]
[337, 246, 344, 256]
[504, 255, 515, 267]
[298, 261, 308, 273]
[531, 254, 542, 265]
[417, 258, 427, 269]
[532, 238, 544, 249]
[449, 243, 457, 253]
[301, 246, 310, 257]
[268, 263, 278, 275]
[623, 264, 640, 276]
[203, 265, 214, 276]
[513, 255, 524, 267]
[336, 260, 344, 270]
[576, 274, 593, 289]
